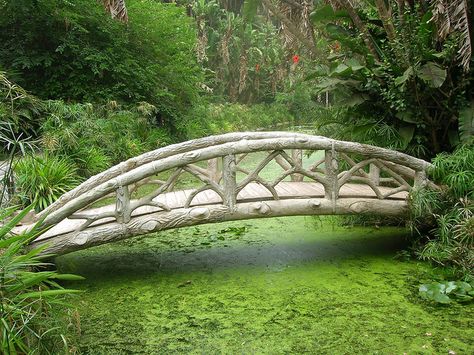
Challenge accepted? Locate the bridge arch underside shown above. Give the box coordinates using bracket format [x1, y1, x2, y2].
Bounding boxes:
[31, 188, 408, 256]
[23, 132, 432, 256]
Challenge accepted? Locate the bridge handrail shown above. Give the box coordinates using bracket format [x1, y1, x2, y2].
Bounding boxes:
[36, 133, 432, 230]
[37, 132, 305, 220]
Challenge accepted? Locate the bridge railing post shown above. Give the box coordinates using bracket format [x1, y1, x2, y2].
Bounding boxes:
[325, 146, 339, 212]
[222, 154, 237, 210]
[414, 170, 428, 189]
[291, 149, 304, 182]
[369, 163, 380, 186]
[115, 184, 131, 223]
[207, 158, 220, 183]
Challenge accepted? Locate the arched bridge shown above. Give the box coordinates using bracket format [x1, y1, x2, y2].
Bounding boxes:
[23, 132, 432, 255]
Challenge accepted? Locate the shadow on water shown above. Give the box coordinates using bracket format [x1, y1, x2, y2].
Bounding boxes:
[57, 218, 409, 280]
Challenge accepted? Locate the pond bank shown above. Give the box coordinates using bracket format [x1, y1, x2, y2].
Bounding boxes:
[56, 216, 473, 354]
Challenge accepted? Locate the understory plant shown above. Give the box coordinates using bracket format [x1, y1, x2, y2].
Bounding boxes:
[178, 102, 295, 138]
[419, 280, 474, 304]
[0, 206, 82, 353]
[309, 1, 473, 159]
[0, 71, 39, 207]
[15, 154, 81, 212]
[409, 143, 474, 279]
[40, 100, 172, 177]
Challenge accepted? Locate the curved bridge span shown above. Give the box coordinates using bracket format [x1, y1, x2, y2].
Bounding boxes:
[23, 132, 432, 255]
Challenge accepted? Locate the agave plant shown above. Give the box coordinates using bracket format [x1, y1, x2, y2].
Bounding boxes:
[0, 206, 83, 353]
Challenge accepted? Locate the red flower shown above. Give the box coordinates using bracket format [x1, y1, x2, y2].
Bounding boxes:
[255, 64, 260, 72]
[292, 55, 300, 64]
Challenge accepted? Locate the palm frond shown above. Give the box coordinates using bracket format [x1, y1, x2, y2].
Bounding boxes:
[432, 0, 472, 71]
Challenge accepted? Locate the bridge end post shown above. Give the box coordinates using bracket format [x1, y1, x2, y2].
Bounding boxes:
[414, 170, 428, 189]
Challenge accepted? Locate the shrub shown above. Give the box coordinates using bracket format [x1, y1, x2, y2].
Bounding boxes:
[15, 154, 81, 211]
[0, 206, 82, 353]
[179, 102, 295, 138]
[409, 143, 474, 278]
[0, 0, 202, 130]
[40, 101, 173, 177]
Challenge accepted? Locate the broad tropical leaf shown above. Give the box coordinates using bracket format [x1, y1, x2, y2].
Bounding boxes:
[399, 125, 416, 149]
[417, 62, 447, 88]
[310, 5, 349, 23]
[394, 66, 414, 87]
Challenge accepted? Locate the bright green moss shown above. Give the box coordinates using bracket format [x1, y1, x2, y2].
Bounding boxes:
[56, 217, 473, 354]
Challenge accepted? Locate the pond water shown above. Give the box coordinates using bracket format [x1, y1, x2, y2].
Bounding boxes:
[56, 217, 473, 354]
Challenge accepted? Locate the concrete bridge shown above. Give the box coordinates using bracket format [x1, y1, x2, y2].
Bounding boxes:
[20, 132, 432, 255]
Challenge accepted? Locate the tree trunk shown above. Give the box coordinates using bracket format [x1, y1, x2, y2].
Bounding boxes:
[102, 0, 128, 23]
[337, 0, 380, 60]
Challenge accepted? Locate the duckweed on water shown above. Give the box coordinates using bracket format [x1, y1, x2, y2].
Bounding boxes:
[56, 217, 473, 354]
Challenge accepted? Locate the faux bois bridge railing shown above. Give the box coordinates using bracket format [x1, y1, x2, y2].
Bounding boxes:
[18, 132, 432, 255]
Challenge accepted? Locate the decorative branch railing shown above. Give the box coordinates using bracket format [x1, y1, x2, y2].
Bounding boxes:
[21, 132, 433, 255]
[33, 132, 431, 229]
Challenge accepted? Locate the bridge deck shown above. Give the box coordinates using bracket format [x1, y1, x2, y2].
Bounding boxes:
[35, 182, 407, 242]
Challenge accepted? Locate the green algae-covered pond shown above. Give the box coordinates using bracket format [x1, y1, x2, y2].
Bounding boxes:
[56, 217, 474, 354]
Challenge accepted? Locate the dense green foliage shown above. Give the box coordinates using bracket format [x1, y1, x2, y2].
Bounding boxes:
[310, 2, 473, 158]
[0, 71, 40, 206]
[39, 101, 172, 176]
[15, 154, 81, 211]
[410, 144, 474, 277]
[0, 72, 43, 138]
[0, 207, 82, 353]
[179, 102, 294, 138]
[0, 0, 202, 130]
[192, 0, 291, 103]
